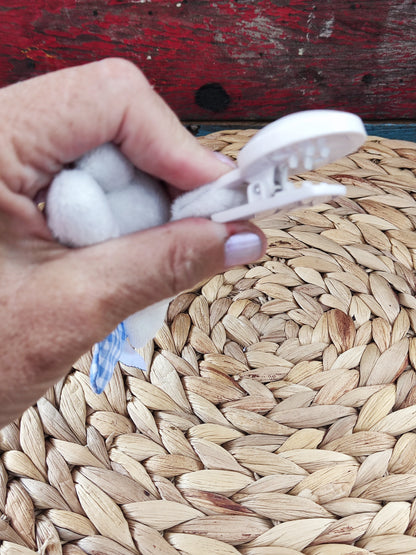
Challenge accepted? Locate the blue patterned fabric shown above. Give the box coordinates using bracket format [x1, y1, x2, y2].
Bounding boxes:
[90, 322, 127, 394]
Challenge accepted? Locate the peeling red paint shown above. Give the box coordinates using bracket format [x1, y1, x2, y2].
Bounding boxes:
[0, 1, 415, 121]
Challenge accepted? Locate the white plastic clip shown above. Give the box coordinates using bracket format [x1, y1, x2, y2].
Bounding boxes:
[192, 110, 367, 223]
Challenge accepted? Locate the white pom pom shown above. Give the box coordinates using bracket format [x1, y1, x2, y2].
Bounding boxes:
[46, 169, 120, 247]
[76, 143, 135, 192]
[107, 170, 170, 234]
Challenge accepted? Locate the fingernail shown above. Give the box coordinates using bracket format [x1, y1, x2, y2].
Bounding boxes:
[212, 150, 237, 168]
[224, 232, 263, 268]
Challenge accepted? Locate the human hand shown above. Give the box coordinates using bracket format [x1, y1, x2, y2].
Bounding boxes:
[0, 58, 266, 427]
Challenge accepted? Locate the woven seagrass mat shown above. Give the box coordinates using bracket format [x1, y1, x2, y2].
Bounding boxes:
[2, 132, 416, 555]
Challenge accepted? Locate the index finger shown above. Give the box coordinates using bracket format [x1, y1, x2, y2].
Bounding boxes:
[0, 58, 231, 198]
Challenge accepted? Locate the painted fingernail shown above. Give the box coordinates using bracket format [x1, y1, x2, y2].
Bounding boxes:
[224, 232, 263, 268]
[212, 150, 237, 168]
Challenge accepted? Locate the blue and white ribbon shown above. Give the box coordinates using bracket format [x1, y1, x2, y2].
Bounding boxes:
[90, 322, 147, 394]
[90, 322, 127, 394]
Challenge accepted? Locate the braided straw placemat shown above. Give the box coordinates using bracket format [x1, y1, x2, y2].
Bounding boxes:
[2, 131, 416, 555]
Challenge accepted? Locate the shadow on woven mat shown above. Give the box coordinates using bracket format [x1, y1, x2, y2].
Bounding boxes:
[2, 135, 416, 554]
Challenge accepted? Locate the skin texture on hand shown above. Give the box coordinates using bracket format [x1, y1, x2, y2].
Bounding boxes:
[0, 58, 266, 427]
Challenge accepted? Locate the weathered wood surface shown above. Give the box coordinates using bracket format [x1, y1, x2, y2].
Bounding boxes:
[0, 1, 415, 122]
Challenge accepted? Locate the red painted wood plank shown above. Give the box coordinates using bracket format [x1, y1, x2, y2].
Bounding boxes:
[0, 1, 415, 121]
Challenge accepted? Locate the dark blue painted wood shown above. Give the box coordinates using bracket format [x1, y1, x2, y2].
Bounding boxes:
[193, 123, 416, 143]
[364, 124, 416, 142]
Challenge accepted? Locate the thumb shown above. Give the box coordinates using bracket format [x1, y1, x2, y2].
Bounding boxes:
[68, 218, 266, 340]
[1, 218, 265, 424]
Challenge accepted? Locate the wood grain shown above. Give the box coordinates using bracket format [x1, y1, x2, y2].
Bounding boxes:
[0, 1, 415, 121]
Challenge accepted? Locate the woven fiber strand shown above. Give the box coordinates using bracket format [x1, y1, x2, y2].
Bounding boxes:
[2, 134, 416, 555]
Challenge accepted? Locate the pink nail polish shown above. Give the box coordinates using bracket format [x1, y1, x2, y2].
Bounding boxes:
[224, 232, 263, 268]
[212, 151, 237, 168]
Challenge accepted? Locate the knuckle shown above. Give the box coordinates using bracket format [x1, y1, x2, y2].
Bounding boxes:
[165, 239, 199, 297]
[96, 58, 148, 90]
